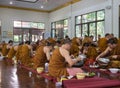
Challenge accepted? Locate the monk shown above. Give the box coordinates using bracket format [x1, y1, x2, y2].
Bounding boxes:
[96, 38, 120, 68]
[97, 33, 111, 53]
[49, 40, 82, 78]
[15, 42, 24, 63]
[1, 40, 13, 57]
[20, 41, 33, 67]
[32, 41, 53, 69]
[70, 37, 81, 57]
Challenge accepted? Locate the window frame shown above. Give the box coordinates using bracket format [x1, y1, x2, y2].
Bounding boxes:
[75, 10, 105, 41]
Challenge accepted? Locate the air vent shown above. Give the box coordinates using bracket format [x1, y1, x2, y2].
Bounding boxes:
[16, 0, 38, 3]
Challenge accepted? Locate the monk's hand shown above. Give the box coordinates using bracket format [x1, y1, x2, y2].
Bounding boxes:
[96, 56, 100, 61]
[111, 55, 118, 59]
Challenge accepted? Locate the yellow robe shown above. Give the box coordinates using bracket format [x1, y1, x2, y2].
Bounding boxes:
[33, 46, 47, 69]
[1, 44, 9, 56]
[15, 45, 22, 62]
[20, 44, 32, 66]
[49, 48, 68, 78]
[98, 38, 107, 52]
[70, 37, 80, 57]
[7, 47, 16, 59]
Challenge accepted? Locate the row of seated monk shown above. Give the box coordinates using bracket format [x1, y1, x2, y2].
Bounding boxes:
[0, 33, 120, 79]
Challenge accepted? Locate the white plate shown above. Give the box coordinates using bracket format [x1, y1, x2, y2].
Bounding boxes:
[98, 58, 110, 64]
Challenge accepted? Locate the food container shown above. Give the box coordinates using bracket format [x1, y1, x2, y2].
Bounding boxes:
[36, 67, 44, 73]
[76, 73, 86, 79]
[109, 68, 119, 73]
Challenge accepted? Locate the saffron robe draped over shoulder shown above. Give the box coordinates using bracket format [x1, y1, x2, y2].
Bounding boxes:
[20, 44, 32, 66]
[49, 48, 68, 78]
[33, 46, 47, 69]
[7, 47, 16, 59]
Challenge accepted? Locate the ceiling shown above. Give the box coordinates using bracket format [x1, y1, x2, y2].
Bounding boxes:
[0, 0, 80, 12]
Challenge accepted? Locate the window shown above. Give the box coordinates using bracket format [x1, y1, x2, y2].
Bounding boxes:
[75, 10, 105, 40]
[13, 21, 45, 42]
[51, 19, 68, 38]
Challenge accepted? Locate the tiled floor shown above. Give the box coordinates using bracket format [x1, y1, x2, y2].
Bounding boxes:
[0, 60, 57, 88]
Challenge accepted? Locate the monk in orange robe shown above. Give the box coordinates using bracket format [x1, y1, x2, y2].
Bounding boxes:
[96, 38, 120, 68]
[97, 33, 111, 53]
[20, 41, 33, 67]
[7, 46, 16, 59]
[70, 37, 81, 57]
[49, 40, 82, 78]
[32, 41, 53, 69]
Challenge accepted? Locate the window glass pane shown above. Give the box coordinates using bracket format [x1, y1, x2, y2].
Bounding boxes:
[63, 27, 68, 38]
[22, 22, 30, 28]
[82, 24, 88, 37]
[38, 23, 45, 29]
[76, 16, 81, 24]
[64, 20, 68, 27]
[82, 12, 96, 23]
[89, 23, 96, 40]
[14, 35, 22, 42]
[51, 29, 56, 38]
[76, 25, 81, 37]
[31, 22, 38, 28]
[52, 23, 55, 29]
[23, 30, 30, 41]
[97, 10, 105, 20]
[97, 21, 104, 38]
[14, 21, 21, 27]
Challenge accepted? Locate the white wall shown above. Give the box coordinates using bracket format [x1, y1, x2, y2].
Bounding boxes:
[49, 0, 120, 38]
[112, 0, 120, 37]
[0, 8, 49, 42]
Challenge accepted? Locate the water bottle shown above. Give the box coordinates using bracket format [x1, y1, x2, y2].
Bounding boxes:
[29, 71, 32, 77]
[55, 82, 62, 88]
[45, 63, 49, 72]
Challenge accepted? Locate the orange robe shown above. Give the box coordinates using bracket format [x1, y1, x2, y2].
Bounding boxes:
[15, 45, 22, 62]
[70, 37, 80, 57]
[33, 46, 47, 69]
[1, 44, 9, 56]
[98, 38, 107, 52]
[20, 44, 32, 66]
[7, 47, 16, 59]
[85, 46, 98, 65]
[49, 48, 68, 78]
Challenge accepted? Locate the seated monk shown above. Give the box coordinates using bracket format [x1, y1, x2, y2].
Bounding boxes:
[70, 37, 81, 57]
[96, 38, 120, 68]
[80, 43, 98, 65]
[32, 41, 53, 69]
[97, 33, 111, 53]
[1, 40, 13, 57]
[7, 46, 16, 60]
[15, 42, 24, 63]
[20, 41, 33, 67]
[49, 40, 82, 78]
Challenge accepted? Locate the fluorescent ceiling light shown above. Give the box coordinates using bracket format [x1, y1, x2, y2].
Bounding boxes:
[9, 1, 13, 5]
[16, 0, 38, 3]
